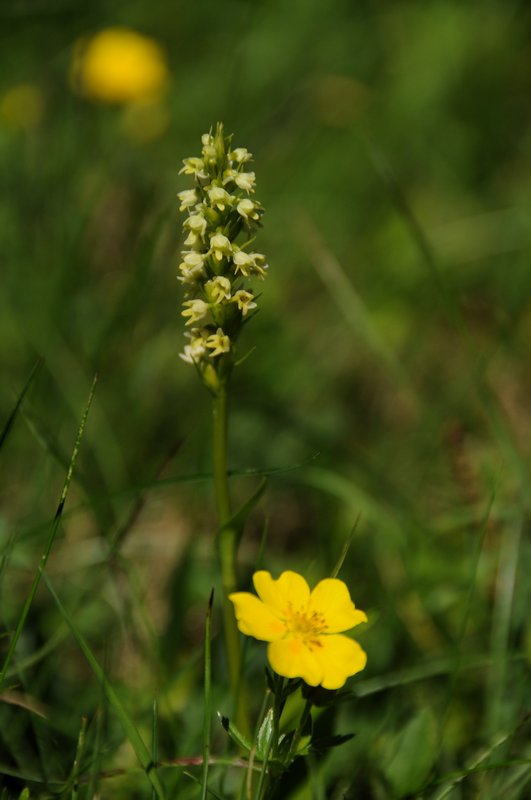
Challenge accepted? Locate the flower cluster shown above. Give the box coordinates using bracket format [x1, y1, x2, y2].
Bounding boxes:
[230, 570, 367, 689]
[177, 123, 267, 391]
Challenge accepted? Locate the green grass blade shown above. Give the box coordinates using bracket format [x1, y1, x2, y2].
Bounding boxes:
[428, 715, 531, 799]
[152, 698, 159, 800]
[353, 654, 525, 698]
[183, 770, 224, 800]
[44, 574, 166, 800]
[0, 374, 97, 689]
[86, 702, 105, 800]
[487, 517, 524, 736]
[69, 716, 88, 800]
[295, 213, 410, 388]
[221, 477, 267, 547]
[0, 358, 42, 452]
[201, 589, 214, 800]
[11, 455, 318, 551]
[330, 515, 361, 579]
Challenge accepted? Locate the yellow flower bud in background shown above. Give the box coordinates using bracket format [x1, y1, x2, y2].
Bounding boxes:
[71, 27, 169, 104]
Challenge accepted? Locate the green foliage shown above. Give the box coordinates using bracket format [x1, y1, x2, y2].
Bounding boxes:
[379, 708, 437, 798]
[2, 0, 531, 797]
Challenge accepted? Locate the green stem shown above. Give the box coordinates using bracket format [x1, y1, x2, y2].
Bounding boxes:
[286, 698, 313, 764]
[212, 381, 249, 735]
[271, 677, 284, 762]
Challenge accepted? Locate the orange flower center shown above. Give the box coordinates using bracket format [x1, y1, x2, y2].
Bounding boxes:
[283, 604, 328, 640]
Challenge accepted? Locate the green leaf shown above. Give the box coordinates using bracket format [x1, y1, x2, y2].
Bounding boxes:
[256, 707, 275, 760]
[219, 713, 253, 753]
[382, 708, 437, 798]
[277, 730, 295, 762]
[18, 790, 30, 800]
[296, 735, 312, 757]
[310, 732, 355, 755]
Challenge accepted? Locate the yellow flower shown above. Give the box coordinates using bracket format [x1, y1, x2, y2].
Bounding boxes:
[72, 27, 169, 104]
[205, 328, 231, 357]
[205, 276, 232, 304]
[231, 290, 256, 316]
[181, 299, 209, 326]
[229, 571, 367, 690]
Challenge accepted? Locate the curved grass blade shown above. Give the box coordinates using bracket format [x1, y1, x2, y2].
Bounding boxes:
[0, 357, 42, 452]
[295, 213, 410, 388]
[353, 653, 526, 698]
[220, 477, 267, 547]
[183, 770, 224, 800]
[428, 713, 531, 799]
[44, 574, 166, 800]
[152, 699, 159, 800]
[0, 374, 97, 689]
[330, 514, 361, 579]
[86, 697, 106, 799]
[67, 716, 88, 800]
[12, 453, 319, 550]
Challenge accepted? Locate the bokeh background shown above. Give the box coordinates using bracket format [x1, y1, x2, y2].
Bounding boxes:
[1, 0, 530, 797]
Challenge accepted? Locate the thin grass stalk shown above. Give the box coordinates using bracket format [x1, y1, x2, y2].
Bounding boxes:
[86, 701, 105, 799]
[151, 699, 159, 800]
[70, 716, 88, 800]
[0, 357, 42, 451]
[44, 574, 166, 800]
[0, 374, 97, 689]
[201, 589, 214, 800]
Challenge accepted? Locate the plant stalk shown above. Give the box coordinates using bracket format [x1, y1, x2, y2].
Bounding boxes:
[212, 381, 249, 734]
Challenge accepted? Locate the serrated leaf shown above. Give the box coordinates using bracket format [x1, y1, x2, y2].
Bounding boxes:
[256, 707, 275, 760]
[219, 714, 253, 753]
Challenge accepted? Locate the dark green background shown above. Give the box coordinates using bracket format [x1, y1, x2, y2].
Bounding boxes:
[1, 1, 530, 797]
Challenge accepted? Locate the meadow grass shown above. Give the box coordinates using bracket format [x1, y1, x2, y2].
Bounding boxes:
[1, 0, 531, 797]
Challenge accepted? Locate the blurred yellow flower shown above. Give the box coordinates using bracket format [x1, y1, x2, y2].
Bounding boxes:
[71, 27, 169, 104]
[0, 84, 43, 131]
[230, 570, 367, 689]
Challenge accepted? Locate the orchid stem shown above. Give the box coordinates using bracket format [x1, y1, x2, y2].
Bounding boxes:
[212, 380, 249, 736]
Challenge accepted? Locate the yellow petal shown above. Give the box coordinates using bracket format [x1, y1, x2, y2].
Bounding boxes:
[267, 638, 322, 686]
[253, 570, 311, 615]
[229, 592, 285, 641]
[311, 634, 367, 689]
[309, 578, 367, 633]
